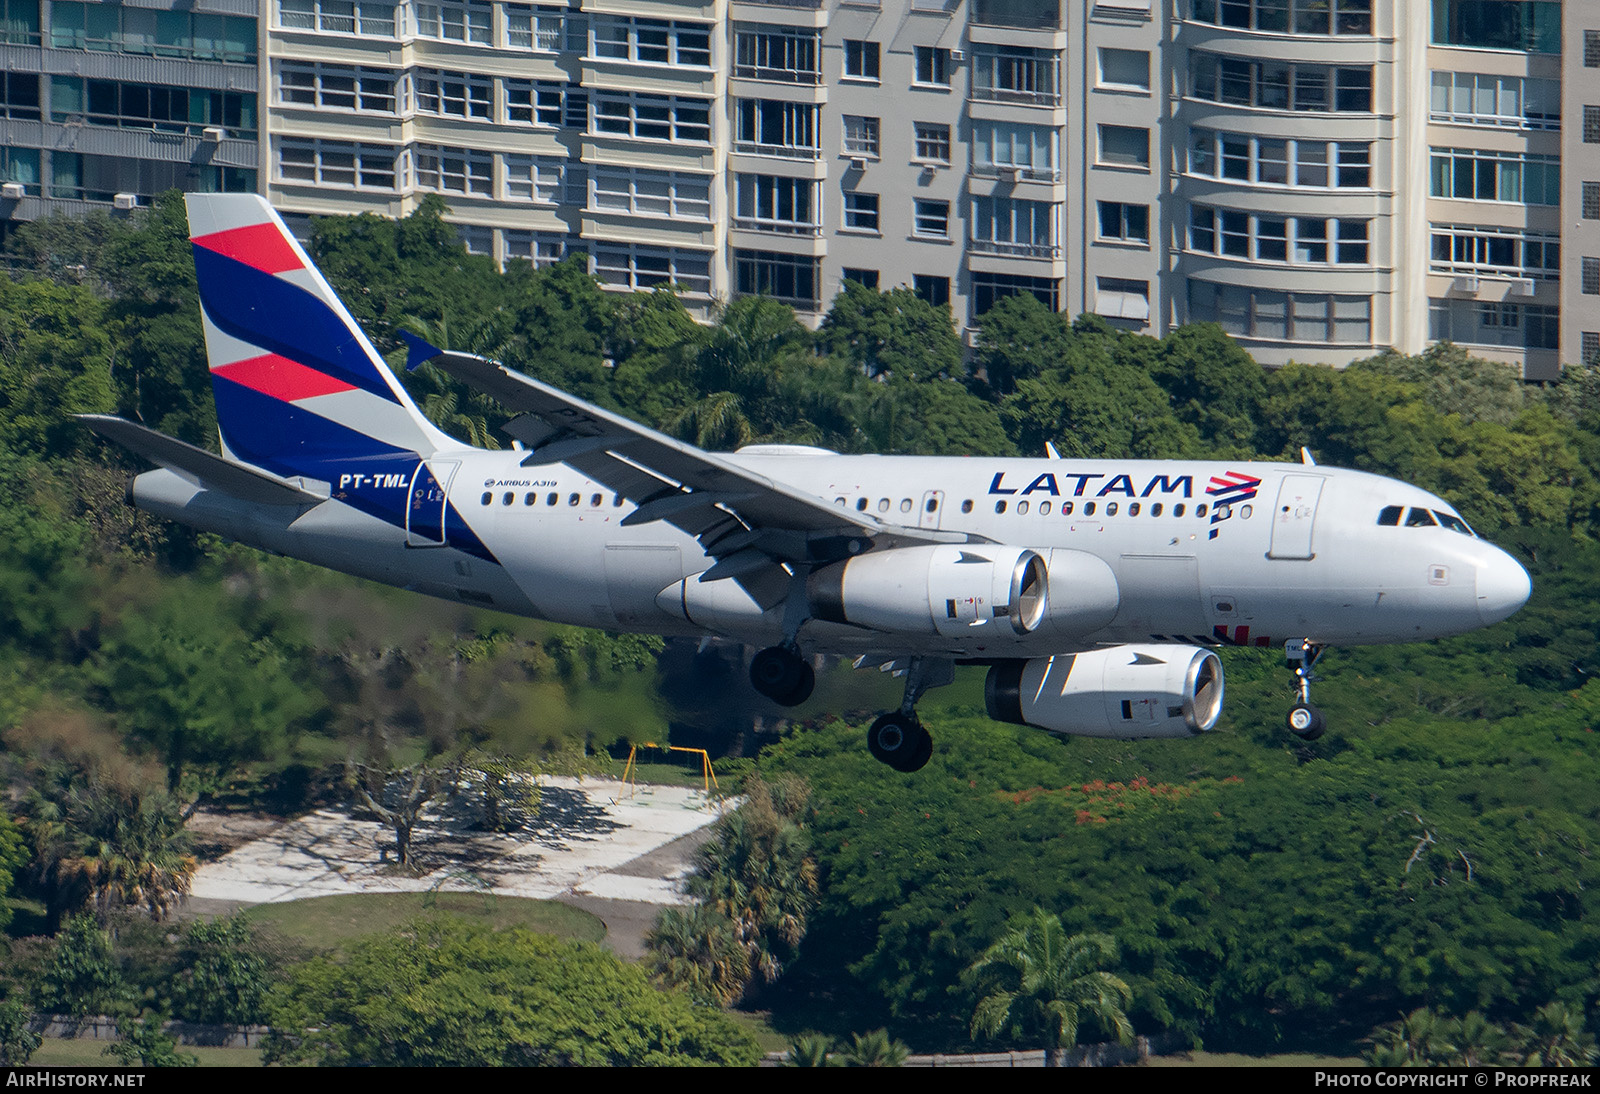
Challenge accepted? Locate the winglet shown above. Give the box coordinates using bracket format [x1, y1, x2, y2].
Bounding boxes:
[399, 329, 444, 373]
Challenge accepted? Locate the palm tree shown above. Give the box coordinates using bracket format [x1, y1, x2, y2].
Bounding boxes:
[644, 905, 751, 1006]
[1514, 1002, 1598, 1067]
[783, 1034, 834, 1067]
[963, 909, 1134, 1062]
[839, 1029, 909, 1067]
[1367, 1008, 1460, 1067]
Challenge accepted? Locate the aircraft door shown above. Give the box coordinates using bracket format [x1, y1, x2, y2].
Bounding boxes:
[406, 460, 459, 547]
[919, 490, 945, 530]
[1268, 474, 1324, 560]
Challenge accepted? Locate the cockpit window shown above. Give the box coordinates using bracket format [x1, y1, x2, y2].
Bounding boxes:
[1377, 505, 1402, 526]
[1404, 507, 1437, 527]
[1434, 511, 1474, 536]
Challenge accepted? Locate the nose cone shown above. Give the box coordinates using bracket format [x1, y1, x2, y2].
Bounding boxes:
[1476, 549, 1531, 625]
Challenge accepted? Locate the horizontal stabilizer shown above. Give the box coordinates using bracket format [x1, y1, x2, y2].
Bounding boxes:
[78, 415, 327, 506]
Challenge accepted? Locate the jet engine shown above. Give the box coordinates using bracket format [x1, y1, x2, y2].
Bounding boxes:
[985, 645, 1224, 738]
[807, 545, 1047, 639]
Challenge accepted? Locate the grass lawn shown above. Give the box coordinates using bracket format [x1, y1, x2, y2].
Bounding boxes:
[239, 891, 606, 951]
[29, 1038, 265, 1068]
[1146, 1050, 1365, 1067]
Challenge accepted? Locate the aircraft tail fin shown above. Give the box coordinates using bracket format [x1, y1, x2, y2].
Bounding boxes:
[185, 193, 455, 479]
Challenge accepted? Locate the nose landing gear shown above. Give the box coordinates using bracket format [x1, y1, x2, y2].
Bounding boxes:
[1284, 639, 1327, 741]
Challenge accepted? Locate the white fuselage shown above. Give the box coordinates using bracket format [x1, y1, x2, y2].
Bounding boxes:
[133, 448, 1531, 661]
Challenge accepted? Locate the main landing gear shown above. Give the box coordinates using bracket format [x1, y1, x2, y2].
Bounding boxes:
[866, 658, 952, 774]
[750, 645, 815, 707]
[1284, 639, 1327, 741]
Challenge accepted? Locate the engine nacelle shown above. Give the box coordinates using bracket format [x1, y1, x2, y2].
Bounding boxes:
[807, 545, 1047, 639]
[985, 645, 1224, 738]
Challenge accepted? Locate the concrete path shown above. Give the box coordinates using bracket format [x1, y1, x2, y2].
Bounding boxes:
[187, 777, 727, 955]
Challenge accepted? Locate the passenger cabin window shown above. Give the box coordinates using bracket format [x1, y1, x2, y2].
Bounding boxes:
[1084, 502, 1096, 515]
[1174, 503, 1185, 516]
[1129, 502, 1141, 516]
[1040, 500, 1052, 515]
[1018, 500, 1030, 514]
[1196, 503, 1208, 517]
[1151, 502, 1163, 516]
[995, 500, 1007, 513]
[926, 498, 939, 513]
[1377, 505, 1402, 525]
[1105, 502, 1118, 515]
[1405, 507, 1436, 527]
[961, 499, 973, 513]
[857, 497, 868, 511]
[1062, 501, 1074, 515]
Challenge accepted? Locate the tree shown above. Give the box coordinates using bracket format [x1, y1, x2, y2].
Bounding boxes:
[963, 910, 1134, 1056]
[1367, 1008, 1462, 1067]
[1513, 1002, 1598, 1067]
[171, 916, 272, 1026]
[102, 1015, 197, 1067]
[36, 914, 126, 1018]
[264, 917, 761, 1066]
[784, 1033, 835, 1067]
[840, 1028, 910, 1067]
[817, 282, 962, 382]
[0, 1001, 42, 1066]
[645, 904, 751, 1006]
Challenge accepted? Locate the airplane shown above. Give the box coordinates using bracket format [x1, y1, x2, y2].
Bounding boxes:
[82, 194, 1532, 772]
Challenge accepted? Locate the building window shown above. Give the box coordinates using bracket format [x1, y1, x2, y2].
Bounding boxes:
[843, 190, 880, 232]
[1190, 131, 1371, 187]
[1588, 30, 1600, 67]
[1585, 182, 1600, 220]
[1098, 48, 1149, 90]
[51, 76, 257, 137]
[843, 115, 880, 157]
[0, 72, 39, 120]
[734, 250, 819, 308]
[913, 199, 949, 238]
[735, 100, 819, 157]
[1432, 1, 1561, 54]
[505, 5, 574, 52]
[52, 2, 256, 60]
[972, 120, 1058, 180]
[1099, 125, 1149, 169]
[1429, 298, 1558, 350]
[280, 64, 397, 114]
[1190, 206, 1369, 265]
[971, 195, 1057, 256]
[590, 16, 709, 67]
[914, 122, 951, 164]
[972, 272, 1058, 319]
[1098, 201, 1148, 244]
[913, 275, 950, 308]
[594, 91, 710, 143]
[844, 40, 879, 81]
[504, 230, 566, 267]
[1190, 281, 1371, 344]
[1585, 258, 1600, 296]
[1583, 331, 1600, 364]
[1429, 72, 1561, 130]
[413, 1, 490, 45]
[735, 25, 820, 84]
[1430, 225, 1560, 277]
[842, 268, 879, 290]
[915, 46, 951, 86]
[1430, 148, 1561, 205]
[278, 0, 395, 37]
[594, 246, 711, 296]
[732, 174, 815, 232]
[1190, 52, 1373, 113]
[1587, 106, 1600, 144]
[971, 46, 1060, 106]
[506, 79, 582, 128]
[1187, 0, 1372, 34]
[505, 154, 579, 205]
[2, 0, 38, 45]
[414, 71, 491, 120]
[1094, 277, 1149, 322]
[598, 167, 711, 220]
[278, 139, 395, 190]
[412, 146, 492, 196]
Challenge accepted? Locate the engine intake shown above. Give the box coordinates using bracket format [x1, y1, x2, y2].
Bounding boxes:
[808, 545, 1047, 639]
[985, 645, 1224, 738]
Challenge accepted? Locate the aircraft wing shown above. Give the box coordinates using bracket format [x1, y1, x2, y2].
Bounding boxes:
[416, 342, 982, 584]
[78, 415, 328, 506]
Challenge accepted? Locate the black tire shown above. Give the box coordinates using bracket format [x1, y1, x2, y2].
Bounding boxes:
[867, 713, 931, 773]
[751, 646, 808, 705]
[1287, 703, 1326, 741]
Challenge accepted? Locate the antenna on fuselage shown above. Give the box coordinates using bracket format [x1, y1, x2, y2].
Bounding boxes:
[1300, 447, 1317, 466]
[1044, 441, 1062, 460]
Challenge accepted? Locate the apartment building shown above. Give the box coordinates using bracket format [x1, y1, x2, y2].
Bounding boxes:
[1, 0, 1595, 377]
[0, 0, 259, 231]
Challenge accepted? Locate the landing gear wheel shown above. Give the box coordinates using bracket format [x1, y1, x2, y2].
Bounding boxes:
[1287, 703, 1326, 741]
[750, 646, 815, 707]
[867, 713, 932, 773]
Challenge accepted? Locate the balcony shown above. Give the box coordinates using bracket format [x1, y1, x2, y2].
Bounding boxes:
[731, 64, 822, 86]
[732, 141, 821, 161]
[732, 217, 824, 236]
[970, 85, 1060, 108]
[735, 0, 827, 9]
[970, 0, 1059, 30]
[969, 238, 1060, 259]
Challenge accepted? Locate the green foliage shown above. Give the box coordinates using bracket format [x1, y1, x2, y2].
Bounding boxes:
[264, 917, 761, 1066]
[171, 916, 272, 1026]
[964, 909, 1134, 1049]
[646, 904, 752, 1007]
[0, 1001, 41, 1066]
[102, 1015, 198, 1067]
[818, 282, 962, 382]
[784, 1032, 835, 1066]
[37, 914, 126, 1017]
[839, 1028, 910, 1067]
[0, 810, 26, 935]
